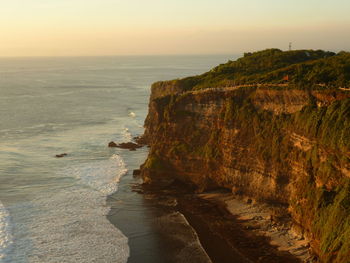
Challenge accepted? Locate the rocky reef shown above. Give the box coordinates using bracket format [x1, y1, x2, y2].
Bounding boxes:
[140, 49, 350, 262]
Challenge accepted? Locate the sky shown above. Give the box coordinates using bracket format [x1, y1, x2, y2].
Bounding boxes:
[1, 0, 350, 56]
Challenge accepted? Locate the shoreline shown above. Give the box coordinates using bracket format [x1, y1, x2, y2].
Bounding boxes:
[107, 156, 311, 262]
[140, 180, 305, 263]
[106, 151, 211, 263]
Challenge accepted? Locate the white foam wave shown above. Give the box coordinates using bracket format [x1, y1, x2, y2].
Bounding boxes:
[67, 154, 127, 195]
[121, 128, 132, 142]
[8, 155, 130, 263]
[0, 202, 13, 262]
[128, 111, 136, 118]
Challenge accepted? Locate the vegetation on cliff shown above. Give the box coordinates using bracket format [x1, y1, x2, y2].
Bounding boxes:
[167, 49, 350, 91]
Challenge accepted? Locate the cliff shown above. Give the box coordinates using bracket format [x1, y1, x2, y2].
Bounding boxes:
[140, 49, 350, 263]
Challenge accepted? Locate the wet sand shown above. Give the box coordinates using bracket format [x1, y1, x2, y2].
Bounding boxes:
[107, 173, 211, 263]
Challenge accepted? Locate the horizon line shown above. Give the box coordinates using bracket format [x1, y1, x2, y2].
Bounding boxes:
[0, 53, 242, 59]
[0, 48, 345, 59]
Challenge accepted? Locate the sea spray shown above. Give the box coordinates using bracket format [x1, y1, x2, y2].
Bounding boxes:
[9, 155, 131, 263]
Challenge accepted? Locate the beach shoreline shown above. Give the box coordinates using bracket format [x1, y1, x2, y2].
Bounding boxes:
[107, 154, 311, 263]
[106, 161, 211, 263]
[139, 179, 308, 263]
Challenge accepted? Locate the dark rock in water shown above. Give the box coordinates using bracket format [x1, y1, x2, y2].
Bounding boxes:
[108, 141, 118, 147]
[133, 136, 141, 142]
[55, 153, 68, 158]
[133, 169, 141, 176]
[133, 136, 147, 146]
[116, 142, 143, 151]
[108, 141, 142, 150]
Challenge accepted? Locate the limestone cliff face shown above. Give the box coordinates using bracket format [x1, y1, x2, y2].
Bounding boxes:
[141, 82, 350, 263]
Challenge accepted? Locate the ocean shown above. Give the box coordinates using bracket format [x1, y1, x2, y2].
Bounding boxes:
[0, 55, 233, 262]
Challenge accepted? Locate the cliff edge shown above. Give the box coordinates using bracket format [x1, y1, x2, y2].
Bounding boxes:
[140, 49, 350, 263]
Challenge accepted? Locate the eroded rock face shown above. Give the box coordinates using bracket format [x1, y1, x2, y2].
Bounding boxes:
[140, 83, 350, 262]
[252, 89, 310, 114]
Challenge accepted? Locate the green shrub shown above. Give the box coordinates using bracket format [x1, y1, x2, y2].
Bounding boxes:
[144, 155, 165, 170]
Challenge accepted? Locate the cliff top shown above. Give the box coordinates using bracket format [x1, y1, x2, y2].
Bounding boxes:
[154, 49, 350, 93]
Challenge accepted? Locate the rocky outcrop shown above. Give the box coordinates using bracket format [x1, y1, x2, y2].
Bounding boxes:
[108, 141, 142, 151]
[108, 141, 118, 147]
[55, 153, 68, 158]
[140, 81, 350, 263]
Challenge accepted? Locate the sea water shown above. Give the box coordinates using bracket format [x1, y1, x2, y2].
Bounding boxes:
[0, 55, 232, 262]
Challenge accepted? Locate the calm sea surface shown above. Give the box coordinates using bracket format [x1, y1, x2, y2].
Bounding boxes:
[0, 55, 235, 262]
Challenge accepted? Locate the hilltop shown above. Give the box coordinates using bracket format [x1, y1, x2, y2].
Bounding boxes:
[158, 49, 350, 91]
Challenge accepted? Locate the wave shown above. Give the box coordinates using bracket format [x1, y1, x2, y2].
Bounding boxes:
[128, 111, 136, 118]
[8, 155, 130, 263]
[0, 93, 74, 100]
[121, 127, 133, 142]
[0, 202, 13, 262]
[0, 123, 67, 139]
[66, 154, 127, 195]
